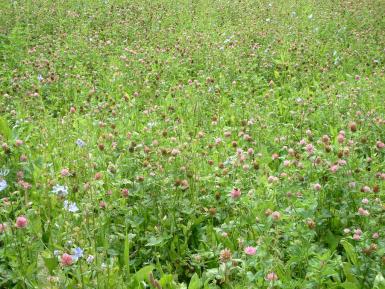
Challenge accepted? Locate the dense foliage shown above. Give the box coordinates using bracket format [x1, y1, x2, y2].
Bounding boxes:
[1, 0, 385, 288]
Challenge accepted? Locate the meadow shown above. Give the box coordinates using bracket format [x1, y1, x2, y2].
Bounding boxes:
[1, 0, 385, 288]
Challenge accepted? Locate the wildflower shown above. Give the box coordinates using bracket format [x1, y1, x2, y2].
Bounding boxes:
[1, 143, 9, 152]
[61, 168, 70, 177]
[343, 228, 351, 234]
[322, 135, 330, 144]
[147, 121, 156, 128]
[361, 186, 371, 193]
[271, 211, 281, 221]
[0, 223, 6, 233]
[267, 176, 278, 183]
[313, 183, 321, 191]
[296, 162, 304, 169]
[299, 139, 306, 145]
[64, 201, 79, 213]
[373, 232, 380, 239]
[18, 180, 31, 190]
[361, 198, 369, 205]
[349, 122, 357, 132]
[224, 131, 231, 137]
[71, 247, 83, 261]
[193, 254, 202, 262]
[265, 208, 273, 216]
[52, 184, 69, 197]
[306, 144, 314, 154]
[306, 219, 316, 229]
[47, 276, 59, 283]
[230, 188, 241, 199]
[54, 250, 60, 256]
[243, 134, 252, 141]
[376, 141, 385, 149]
[61, 253, 73, 266]
[266, 272, 278, 281]
[354, 229, 362, 235]
[0, 179, 7, 192]
[171, 148, 180, 156]
[358, 207, 369, 216]
[223, 155, 237, 166]
[219, 248, 232, 263]
[15, 139, 23, 146]
[121, 188, 129, 197]
[16, 216, 28, 228]
[76, 139, 86, 147]
[349, 182, 356, 188]
[86, 255, 94, 263]
[337, 134, 345, 143]
[244, 246, 257, 256]
[353, 234, 361, 241]
[330, 165, 339, 173]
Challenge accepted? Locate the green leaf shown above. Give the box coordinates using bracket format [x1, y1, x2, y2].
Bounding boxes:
[134, 265, 155, 282]
[373, 273, 385, 289]
[0, 117, 11, 140]
[145, 236, 164, 247]
[325, 230, 340, 251]
[341, 239, 358, 265]
[341, 282, 360, 289]
[124, 233, 130, 278]
[188, 273, 202, 289]
[274, 70, 280, 79]
[43, 257, 58, 274]
[159, 274, 174, 287]
[145, 235, 170, 247]
[342, 262, 358, 283]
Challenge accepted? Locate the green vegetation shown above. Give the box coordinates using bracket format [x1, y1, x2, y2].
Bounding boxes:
[1, 0, 385, 288]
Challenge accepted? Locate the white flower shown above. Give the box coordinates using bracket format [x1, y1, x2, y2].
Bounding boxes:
[52, 184, 68, 197]
[224, 155, 237, 166]
[76, 139, 86, 147]
[64, 201, 79, 213]
[86, 255, 94, 263]
[71, 247, 84, 261]
[0, 179, 7, 192]
[147, 122, 157, 128]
